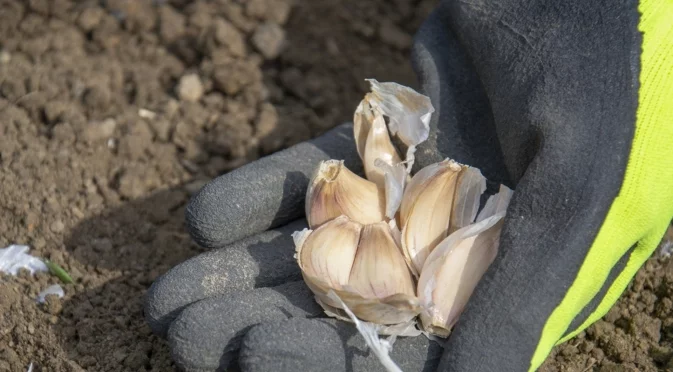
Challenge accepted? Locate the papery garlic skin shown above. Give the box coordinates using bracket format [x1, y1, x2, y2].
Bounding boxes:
[417, 185, 513, 336]
[295, 216, 421, 325]
[365, 79, 434, 172]
[375, 159, 408, 220]
[305, 160, 386, 228]
[449, 167, 487, 233]
[365, 79, 433, 148]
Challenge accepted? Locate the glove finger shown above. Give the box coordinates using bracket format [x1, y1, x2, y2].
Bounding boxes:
[410, 7, 509, 186]
[240, 317, 443, 372]
[167, 280, 322, 371]
[186, 123, 361, 249]
[144, 219, 306, 337]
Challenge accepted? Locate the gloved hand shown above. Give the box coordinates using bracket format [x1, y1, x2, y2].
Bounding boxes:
[144, 0, 673, 370]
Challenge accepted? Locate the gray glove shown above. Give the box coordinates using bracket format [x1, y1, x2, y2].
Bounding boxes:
[144, 123, 445, 371]
[145, 0, 655, 370]
[142, 2, 501, 368]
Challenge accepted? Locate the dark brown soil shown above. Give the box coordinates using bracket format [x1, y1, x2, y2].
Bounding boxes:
[0, 1, 671, 371]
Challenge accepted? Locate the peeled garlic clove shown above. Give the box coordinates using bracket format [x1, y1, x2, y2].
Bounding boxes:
[365, 79, 434, 171]
[306, 160, 386, 228]
[348, 221, 416, 300]
[363, 114, 403, 188]
[399, 159, 463, 273]
[417, 184, 513, 336]
[295, 216, 362, 289]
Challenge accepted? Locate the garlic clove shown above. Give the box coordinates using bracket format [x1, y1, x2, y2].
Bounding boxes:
[295, 216, 362, 289]
[399, 159, 464, 273]
[399, 159, 462, 226]
[348, 222, 416, 300]
[417, 216, 504, 337]
[417, 184, 513, 336]
[365, 79, 434, 171]
[295, 218, 421, 326]
[363, 113, 403, 188]
[305, 160, 386, 228]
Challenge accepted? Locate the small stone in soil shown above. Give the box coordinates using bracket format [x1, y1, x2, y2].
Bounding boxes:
[254, 102, 278, 138]
[214, 18, 246, 58]
[213, 61, 260, 95]
[158, 5, 186, 44]
[44, 295, 63, 315]
[0, 50, 10, 64]
[32, 237, 46, 249]
[176, 74, 204, 103]
[148, 118, 172, 142]
[252, 22, 286, 59]
[246, 0, 292, 25]
[83, 119, 117, 142]
[50, 220, 65, 233]
[77, 7, 105, 31]
[123, 351, 149, 369]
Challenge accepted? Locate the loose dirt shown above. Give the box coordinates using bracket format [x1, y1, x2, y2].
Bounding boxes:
[0, 1, 671, 371]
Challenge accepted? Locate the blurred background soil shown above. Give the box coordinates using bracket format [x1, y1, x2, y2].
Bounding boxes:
[0, 1, 671, 371]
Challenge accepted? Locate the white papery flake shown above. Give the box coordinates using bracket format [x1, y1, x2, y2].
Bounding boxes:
[327, 290, 404, 372]
[0, 245, 48, 276]
[37, 284, 65, 303]
[375, 159, 408, 219]
[365, 79, 434, 150]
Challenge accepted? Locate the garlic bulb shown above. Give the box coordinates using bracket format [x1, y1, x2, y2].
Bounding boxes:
[305, 160, 386, 228]
[295, 80, 513, 341]
[294, 216, 421, 325]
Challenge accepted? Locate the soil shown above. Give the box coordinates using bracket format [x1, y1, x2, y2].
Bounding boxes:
[539, 230, 673, 372]
[0, 1, 671, 372]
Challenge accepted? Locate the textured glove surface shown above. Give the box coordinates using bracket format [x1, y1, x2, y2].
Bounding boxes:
[418, 0, 673, 371]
